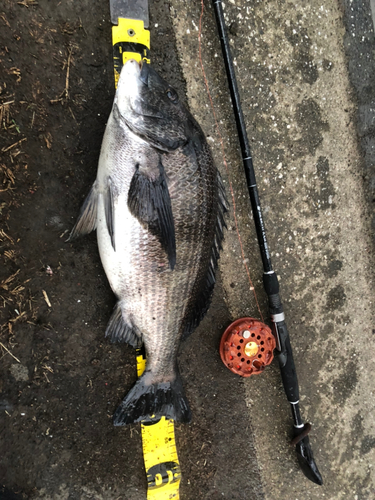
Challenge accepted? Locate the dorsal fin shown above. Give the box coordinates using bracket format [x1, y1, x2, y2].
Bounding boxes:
[182, 171, 228, 338]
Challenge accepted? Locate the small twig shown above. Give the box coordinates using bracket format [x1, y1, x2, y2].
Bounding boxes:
[10, 67, 21, 83]
[68, 106, 78, 124]
[9, 311, 27, 323]
[0, 342, 20, 363]
[0, 229, 15, 244]
[0, 100, 14, 107]
[42, 290, 52, 307]
[18, 0, 38, 7]
[60, 229, 69, 239]
[4, 250, 16, 260]
[1, 137, 26, 153]
[0, 14, 11, 27]
[50, 48, 73, 103]
[1, 270, 20, 289]
[79, 18, 88, 37]
[64, 49, 72, 98]
[41, 364, 53, 373]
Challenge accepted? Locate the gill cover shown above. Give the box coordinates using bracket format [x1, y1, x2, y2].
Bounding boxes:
[115, 60, 201, 152]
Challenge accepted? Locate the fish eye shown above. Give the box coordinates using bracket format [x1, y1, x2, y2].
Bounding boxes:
[166, 88, 179, 103]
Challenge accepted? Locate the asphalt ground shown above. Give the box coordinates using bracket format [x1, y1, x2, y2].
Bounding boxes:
[0, 0, 374, 499]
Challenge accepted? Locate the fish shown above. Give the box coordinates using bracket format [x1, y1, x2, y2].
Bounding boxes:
[69, 59, 227, 426]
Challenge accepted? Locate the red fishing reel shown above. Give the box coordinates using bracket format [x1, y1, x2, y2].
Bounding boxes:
[219, 318, 276, 377]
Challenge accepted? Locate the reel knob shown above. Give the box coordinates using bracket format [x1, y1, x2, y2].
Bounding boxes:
[219, 317, 276, 377]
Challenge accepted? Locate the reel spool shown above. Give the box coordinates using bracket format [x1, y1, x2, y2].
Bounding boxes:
[220, 318, 276, 377]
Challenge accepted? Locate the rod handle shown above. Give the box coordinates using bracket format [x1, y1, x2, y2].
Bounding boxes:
[263, 273, 299, 402]
[275, 321, 300, 403]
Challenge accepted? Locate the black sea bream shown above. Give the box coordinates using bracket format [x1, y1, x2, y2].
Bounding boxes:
[70, 59, 227, 425]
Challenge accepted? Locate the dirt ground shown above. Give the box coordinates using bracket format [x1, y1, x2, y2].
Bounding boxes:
[0, 1, 264, 499]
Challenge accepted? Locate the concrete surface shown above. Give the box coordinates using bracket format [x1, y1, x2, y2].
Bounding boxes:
[371, 0, 375, 33]
[170, 0, 375, 499]
[341, 0, 375, 245]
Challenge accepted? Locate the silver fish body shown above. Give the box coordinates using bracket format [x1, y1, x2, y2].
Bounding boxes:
[70, 60, 226, 424]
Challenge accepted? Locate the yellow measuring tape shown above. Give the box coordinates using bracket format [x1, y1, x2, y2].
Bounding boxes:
[112, 18, 181, 500]
[112, 18, 150, 86]
[136, 351, 181, 499]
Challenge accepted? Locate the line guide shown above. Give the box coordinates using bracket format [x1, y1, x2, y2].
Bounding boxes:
[110, 4, 181, 498]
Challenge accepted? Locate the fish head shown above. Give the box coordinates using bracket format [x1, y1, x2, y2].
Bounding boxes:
[114, 60, 201, 152]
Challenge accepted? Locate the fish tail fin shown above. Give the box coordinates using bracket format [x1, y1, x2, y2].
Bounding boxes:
[113, 369, 191, 426]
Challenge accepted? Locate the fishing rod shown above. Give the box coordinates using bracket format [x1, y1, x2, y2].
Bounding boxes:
[211, 0, 323, 485]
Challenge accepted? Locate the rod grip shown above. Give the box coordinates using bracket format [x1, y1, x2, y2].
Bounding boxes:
[277, 321, 300, 403]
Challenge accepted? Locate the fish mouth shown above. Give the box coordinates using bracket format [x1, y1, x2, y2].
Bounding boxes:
[117, 59, 149, 96]
[115, 59, 142, 110]
[119, 60, 162, 119]
[119, 58, 148, 84]
[115, 59, 167, 146]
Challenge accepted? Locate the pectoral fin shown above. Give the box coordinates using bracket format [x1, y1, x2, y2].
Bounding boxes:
[127, 159, 176, 269]
[68, 184, 98, 240]
[69, 179, 116, 250]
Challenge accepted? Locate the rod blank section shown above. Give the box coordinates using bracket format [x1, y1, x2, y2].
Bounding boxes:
[212, 0, 252, 159]
[212, 0, 272, 272]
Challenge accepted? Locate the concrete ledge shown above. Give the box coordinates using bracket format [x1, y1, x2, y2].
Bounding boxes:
[170, 0, 375, 498]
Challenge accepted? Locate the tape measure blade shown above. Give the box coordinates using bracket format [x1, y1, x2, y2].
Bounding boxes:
[137, 356, 181, 498]
[111, 23, 180, 498]
[110, 0, 149, 28]
[112, 18, 150, 87]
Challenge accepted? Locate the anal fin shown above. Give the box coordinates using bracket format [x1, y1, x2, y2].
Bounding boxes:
[105, 302, 141, 348]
